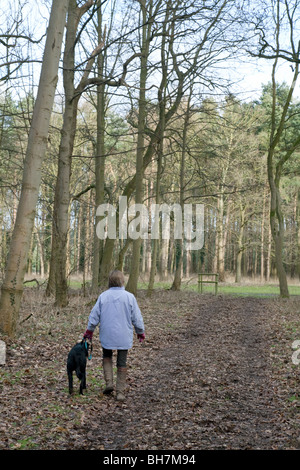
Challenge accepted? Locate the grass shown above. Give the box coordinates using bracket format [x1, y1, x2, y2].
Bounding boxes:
[194, 283, 300, 297]
[137, 279, 300, 297]
[287, 395, 300, 403]
[23, 275, 300, 298]
[11, 437, 39, 450]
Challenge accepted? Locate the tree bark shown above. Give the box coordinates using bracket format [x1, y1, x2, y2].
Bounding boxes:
[0, 0, 69, 336]
[260, 185, 266, 282]
[267, 53, 299, 297]
[235, 203, 245, 283]
[171, 93, 191, 291]
[126, 0, 152, 296]
[217, 193, 226, 281]
[46, 0, 98, 306]
[51, 0, 81, 307]
[147, 7, 168, 295]
[297, 189, 300, 280]
[268, 172, 289, 297]
[257, 0, 300, 297]
[92, 3, 106, 293]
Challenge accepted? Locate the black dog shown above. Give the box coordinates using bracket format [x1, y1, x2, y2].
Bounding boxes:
[67, 339, 92, 395]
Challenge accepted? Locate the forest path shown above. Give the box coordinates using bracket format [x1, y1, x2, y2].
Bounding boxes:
[84, 295, 299, 450]
[1, 291, 299, 450]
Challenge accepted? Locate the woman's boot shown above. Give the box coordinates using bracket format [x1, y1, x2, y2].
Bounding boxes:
[102, 357, 114, 394]
[116, 367, 127, 401]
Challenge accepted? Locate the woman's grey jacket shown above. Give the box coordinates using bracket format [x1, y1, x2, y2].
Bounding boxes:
[87, 287, 145, 350]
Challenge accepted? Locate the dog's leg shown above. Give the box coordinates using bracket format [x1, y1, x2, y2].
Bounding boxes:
[80, 377, 84, 395]
[79, 371, 87, 395]
[68, 370, 73, 395]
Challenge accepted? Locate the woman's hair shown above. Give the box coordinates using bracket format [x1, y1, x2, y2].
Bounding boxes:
[108, 270, 125, 288]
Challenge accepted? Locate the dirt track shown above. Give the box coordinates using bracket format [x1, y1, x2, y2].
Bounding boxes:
[0, 290, 299, 450]
[85, 294, 299, 450]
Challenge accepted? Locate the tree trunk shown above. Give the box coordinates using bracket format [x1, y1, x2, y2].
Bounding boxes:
[36, 230, 45, 278]
[47, 0, 96, 306]
[126, 1, 151, 296]
[171, 92, 191, 291]
[260, 185, 266, 282]
[296, 189, 300, 280]
[235, 204, 245, 283]
[266, 64, 297, 297]
[217, 193, 225, 282]
[213, 206, 218, 273]
[266, 9, 300, 297]
[53, 0, 79, 307]
[266, 217, 272, 282]
[147, 10, 168, 295]
[0, 0, 68, 336]
[92, 4, 106, 293]
[268, 174, 289, 297]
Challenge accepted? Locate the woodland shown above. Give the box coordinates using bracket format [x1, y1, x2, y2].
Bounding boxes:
[0, 0, 299, 452]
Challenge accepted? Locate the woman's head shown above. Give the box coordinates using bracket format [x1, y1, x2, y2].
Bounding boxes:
[108, 270, 125, 288]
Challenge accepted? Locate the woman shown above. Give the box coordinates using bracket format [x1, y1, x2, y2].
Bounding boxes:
[84, 270, 145, 401]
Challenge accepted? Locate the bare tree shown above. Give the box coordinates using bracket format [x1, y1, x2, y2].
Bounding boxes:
[0, 0, 69, 336]
[46, 0, 143, 304]
[247, 0, 300, 297]
[95, 0, 242, 293]
[125, 0, 158, 295]
[91, 1, 106, 293]
[46, 0, 98, 307]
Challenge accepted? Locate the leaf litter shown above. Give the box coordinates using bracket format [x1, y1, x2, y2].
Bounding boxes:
[0, 288, 299, 450]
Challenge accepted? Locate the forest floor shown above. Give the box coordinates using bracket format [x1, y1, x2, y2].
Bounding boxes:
[0, 288, 299, 451]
